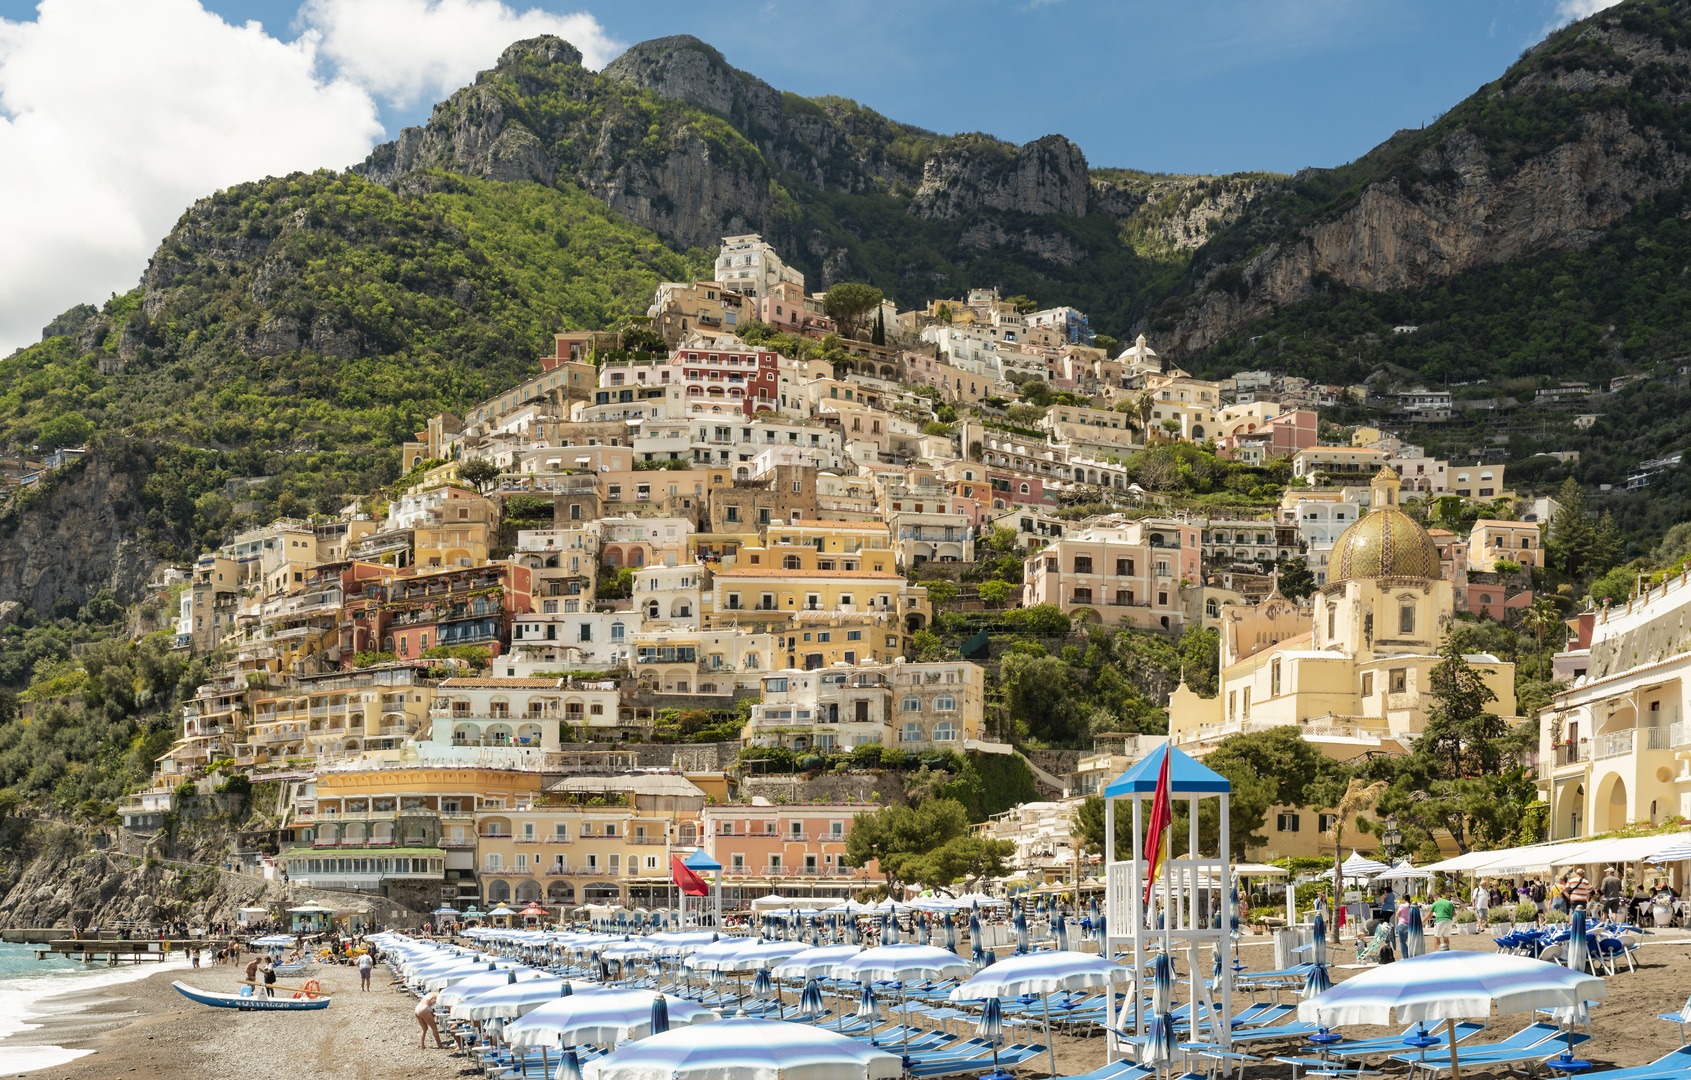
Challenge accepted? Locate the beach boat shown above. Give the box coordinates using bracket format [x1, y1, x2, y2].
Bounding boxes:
[172, 981, 332, 1011]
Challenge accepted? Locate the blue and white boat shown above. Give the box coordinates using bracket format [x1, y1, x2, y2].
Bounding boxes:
[172, 981, 332, 1011]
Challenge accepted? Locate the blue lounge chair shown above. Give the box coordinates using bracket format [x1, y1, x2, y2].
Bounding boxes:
[1388, 1023, 1585, 1078]
[906, 1043, 1047, 1078]
[1564, 1044, 1691, 1080]
[1330, 1022, 1486, 1059]
[1659, 997, 1691, 1045]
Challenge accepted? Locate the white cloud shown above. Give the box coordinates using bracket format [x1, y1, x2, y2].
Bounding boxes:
[1555, 0, 1623, 22]
[0, 0, 385, 355]
[298, 0, 622, 108]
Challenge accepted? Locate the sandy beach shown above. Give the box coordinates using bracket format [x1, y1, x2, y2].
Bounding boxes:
[6, 933, 1691, 1080]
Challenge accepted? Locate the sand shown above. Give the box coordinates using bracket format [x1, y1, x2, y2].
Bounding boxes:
[7, 931, 1691, 1080]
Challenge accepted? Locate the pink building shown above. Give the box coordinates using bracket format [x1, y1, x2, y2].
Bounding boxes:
[1022, 520, 1201, 632]
[1216, 408, 1318, 460]
[702, 802, 879, 904]
[598, 345, 781, 419]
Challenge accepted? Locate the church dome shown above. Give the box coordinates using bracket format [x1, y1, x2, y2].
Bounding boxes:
[1329, 507, 1442, 581]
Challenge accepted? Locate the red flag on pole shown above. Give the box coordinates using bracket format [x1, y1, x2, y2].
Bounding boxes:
[1142, 747, 1173, 907]
[671, 855, 709, 897]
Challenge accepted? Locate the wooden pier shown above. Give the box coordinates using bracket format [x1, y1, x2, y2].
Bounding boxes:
[3, 931, 238, 963]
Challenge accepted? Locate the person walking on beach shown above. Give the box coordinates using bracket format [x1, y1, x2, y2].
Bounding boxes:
[1471, 879, 1490, 926]
[244, 954, 261, 993]
[1600, 867, 1623, 916]
[262, 959, 277, 998]
[1566, 870, 1593, 911]
[1430, 891, 1457, 951]
[359, 950, 373, 991]
[416, 990, 453, 1049]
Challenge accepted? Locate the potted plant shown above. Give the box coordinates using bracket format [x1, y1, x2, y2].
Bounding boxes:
[1488, 907, 1514, 932]
[1543, 909, 1569, 926]
[1514, 901, 1540, 931]
[1454, 909, 1477, 934]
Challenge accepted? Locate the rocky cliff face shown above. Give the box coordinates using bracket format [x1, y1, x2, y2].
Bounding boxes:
[0, 454, 156, 612]
[355, 34, 1105, 255]
[1158, 15, 1691, 356]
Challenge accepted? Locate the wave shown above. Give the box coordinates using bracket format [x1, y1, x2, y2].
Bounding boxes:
[0, 942, 192, 1074]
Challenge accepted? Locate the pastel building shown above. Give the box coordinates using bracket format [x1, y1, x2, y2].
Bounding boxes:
[703, 800, 879, 903]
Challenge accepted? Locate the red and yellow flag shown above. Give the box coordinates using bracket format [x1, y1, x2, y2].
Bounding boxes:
[1142, 748, 1173, 907]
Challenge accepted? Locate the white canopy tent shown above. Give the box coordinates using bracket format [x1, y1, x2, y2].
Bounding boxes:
[1421, 831, 1691, 877]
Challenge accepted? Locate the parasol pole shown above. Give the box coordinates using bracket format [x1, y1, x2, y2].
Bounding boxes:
[1446, 1017, 1462, 1080]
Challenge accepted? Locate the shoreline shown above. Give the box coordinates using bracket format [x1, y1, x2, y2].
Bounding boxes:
[2, 959, 463, 1080]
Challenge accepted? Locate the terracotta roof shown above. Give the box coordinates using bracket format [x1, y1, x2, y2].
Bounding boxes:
[711, 568, 904, 579]
[439, 677, 566, 688]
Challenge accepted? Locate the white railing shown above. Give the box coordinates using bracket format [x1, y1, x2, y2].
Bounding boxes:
[1595, 730, 1634, 759]
[1672, 722, 1691, 748]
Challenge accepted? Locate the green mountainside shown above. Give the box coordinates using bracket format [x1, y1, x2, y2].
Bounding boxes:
[8, 1, 1691, 592]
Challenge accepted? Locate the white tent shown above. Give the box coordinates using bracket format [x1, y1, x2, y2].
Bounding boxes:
[1375, 861, 1433, 881]
[1230, 863, 1290, 876]
[749, 894, 805, 911]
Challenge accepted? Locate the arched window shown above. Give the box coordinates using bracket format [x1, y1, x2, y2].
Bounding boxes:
[1020, 483, 1030, 494]
[647, 602, 660, 619]
[783, 555, 802, 570]
[933, 721, 957, 741]
[900, 696, 922, 712]
[486, 879, 511, 903]
[901, 722, 922, 743]
[934, 696, 956, 711]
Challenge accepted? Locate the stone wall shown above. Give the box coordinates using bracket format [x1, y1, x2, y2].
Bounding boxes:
[736, 771, 902, 807]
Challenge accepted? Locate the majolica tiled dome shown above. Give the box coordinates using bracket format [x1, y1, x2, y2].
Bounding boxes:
[1329, 508, 1442, 581]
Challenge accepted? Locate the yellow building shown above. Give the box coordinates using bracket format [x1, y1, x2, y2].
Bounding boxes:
[706, 565, 931, 635]
[1169, 469, 1519, 859]
[475, 773, 709, 908]
[244, 676, 435, 763]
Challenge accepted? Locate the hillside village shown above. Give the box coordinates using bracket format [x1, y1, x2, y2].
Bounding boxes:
[72, 229, 1671, 919]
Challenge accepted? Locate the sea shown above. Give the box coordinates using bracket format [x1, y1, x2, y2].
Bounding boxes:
[0, 941, 191, 1073]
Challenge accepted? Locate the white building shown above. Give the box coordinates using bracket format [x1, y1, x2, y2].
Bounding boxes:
[631, 564, 704, 627]
[715, 234, 804, 300]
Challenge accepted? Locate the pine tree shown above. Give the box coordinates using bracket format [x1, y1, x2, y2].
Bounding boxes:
[872, 308, 886, 346]
[1591, 510, 1623, 574]
[1548, 476, 1594, 578]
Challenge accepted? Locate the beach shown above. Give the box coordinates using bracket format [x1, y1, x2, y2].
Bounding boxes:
[4, 933, 1690, 1080]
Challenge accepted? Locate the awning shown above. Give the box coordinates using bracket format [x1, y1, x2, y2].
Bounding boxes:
[1550, 832, 1691, 867]
[1230, 862, 1291, 876]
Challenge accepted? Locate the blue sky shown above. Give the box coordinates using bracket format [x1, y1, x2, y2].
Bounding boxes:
[0, 0, 1616, 351]
[0, 0, 1607, 176]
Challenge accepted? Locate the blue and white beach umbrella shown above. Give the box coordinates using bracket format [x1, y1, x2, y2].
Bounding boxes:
[579, 1014, 902, 1080]
[977, 996, 1005, 1073]
[796, 978, 826, 1021]
[949, 948, 1133, 1078]
[1054, 913, 1071, 953]
[1566, 909, 1590, 975]
[944, 912, 958, 954]
[1648, 843, 1691, 863]
[1014, 906, 1029, 955]
[856, 982, 881, 1021]
[650, 993, 670, 1035]
[885, 905, 900, 945]
[1405, 904, 1426, 958]
[1229, 887, 1242, 942]
[1304, 913, 1333, 996]
[507, 989, 717, 1048]
[1144, 951, 1179, 1071]
[752, 967, 775, 1000]
[450, 977, 583, 1022]
[969, 912, 987, 967]
[553, 1046, 583, 1080]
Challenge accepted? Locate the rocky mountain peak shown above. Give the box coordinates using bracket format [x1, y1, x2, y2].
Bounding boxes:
[603, 35, 782, 133]
[496, 35, 582, 71]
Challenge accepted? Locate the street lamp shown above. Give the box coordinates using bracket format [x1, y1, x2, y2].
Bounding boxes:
[1382, 814, 1402, 862]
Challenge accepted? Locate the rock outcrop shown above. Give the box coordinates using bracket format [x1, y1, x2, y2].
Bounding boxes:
[1157, 16, 1691, 355]
[909, 134, 1090, 220]
[0, 453, 157, 612]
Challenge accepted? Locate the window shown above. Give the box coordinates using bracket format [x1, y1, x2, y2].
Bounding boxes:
[934, 721, 957, 741]
[901, 722, 921, 742]
[554, 822, 568, 841]
[1228, 690, 1236, 719]
[1073, 555, 1093, 574]
[1317, 813, 1338, 833]
[1361, 673, 1373, 697]
[1271, 660, 1281, 697]
[1399, 606, 1415, 635]
[1276, 813, 1300, 832]
[731, 853, 745, 871]
[484, 853, 502, 870]
[933, 695, 956, 711]
[1242, 688, 1251, 717]
[1390, 668, 1407, 694]
[900, 696, 922, 712]
[1327, 606, 1335, 639]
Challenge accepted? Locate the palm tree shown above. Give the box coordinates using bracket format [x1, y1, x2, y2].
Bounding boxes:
[1521, 597, 1561, 683]
[1328, 778, 1387, 941]
[1134, 391, 1155, 442]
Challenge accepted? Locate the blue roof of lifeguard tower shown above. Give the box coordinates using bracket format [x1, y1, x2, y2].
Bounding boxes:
[684, 848, 722, 871]
[1102, 743, 1230, 796]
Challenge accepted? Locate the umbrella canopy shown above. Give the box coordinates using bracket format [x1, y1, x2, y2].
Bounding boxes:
[1328, 852, 1391, 879]
[1647, 843, 1691, 863]
[437, 969, 520, 1006]
[699, 939, 813, 974]
[832, 944, 972, 984]
[556, 1047, 585, 1080]
[581, 1015, 901, 1080]
[948, 951, 1130, 999]
[770, 944, 863, 981]
[507, 989, 718, 1047]
[449, 978, 586, 1021]
[1376, 861, 1433, 881]
[1297, 951, 1607, 1027]
[600, 940, 655, 962]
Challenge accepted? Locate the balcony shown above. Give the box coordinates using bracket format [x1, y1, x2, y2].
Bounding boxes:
[544, 867, 574, 876]
[783, 832, 810, 842]
[437, 838, 476, 848]
[1554, 741, 1591, 767]
[479, 868, 533, 876]
[1673, 722, 1691, 748]
[1596, 730, 1634, 759]
[513, 837, 541, 844]
[545, 835, 574, 845]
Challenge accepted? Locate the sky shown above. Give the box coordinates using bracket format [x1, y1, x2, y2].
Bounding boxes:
[0, 0, 1625, 355]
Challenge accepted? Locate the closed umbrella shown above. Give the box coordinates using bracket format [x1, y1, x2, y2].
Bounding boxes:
[1054, 913, 1071, 953]
[885, 905, 900, 945]
[977, 996, 1004, 1074]
[580, 1014, 902, 1080]
[969, 913, 987, 968]
[796, 978, 826, 1022]
[554, 1047, 584, 1080]
[1405, 904, 1426, 958]
[752, 967, 778, 1016]
[1305, 913, 1333, 996]
[856, 983, 881, 1022]
[1145, 951, 1178, 1073]
[1297, 951, 1607, 1080]
[944, 912, 958, 954]
[650, 993, 670, 1036]
[1014, 906, 1029, 955]
[1566, 909, 1590, 975]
